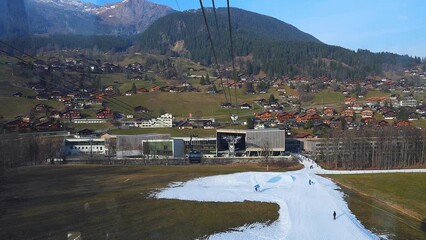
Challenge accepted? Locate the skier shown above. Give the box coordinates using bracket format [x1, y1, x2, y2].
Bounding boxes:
[333, 211, 336, 220]
[309, 179, 311, 185]
[255, 184, 260, 192]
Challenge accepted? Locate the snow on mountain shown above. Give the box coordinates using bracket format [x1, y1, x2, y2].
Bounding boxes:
[32, 0, 97, 11]
[24, 0, 175, 35]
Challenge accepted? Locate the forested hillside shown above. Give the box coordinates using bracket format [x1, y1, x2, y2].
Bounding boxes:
[138, 8, 420, 79]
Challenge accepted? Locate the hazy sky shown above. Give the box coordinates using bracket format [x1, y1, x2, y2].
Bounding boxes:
[82, 0, 426, 57]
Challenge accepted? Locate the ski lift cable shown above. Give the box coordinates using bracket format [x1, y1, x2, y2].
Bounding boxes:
[226, 0, 238, 109]
[174, 0, 181, 11]
[199, 0, 230, 105]
[211, 0, 221, 41]
[0, 40, 38, 61]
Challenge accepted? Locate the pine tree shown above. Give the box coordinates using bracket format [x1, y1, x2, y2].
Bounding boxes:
[205, 73, 210, 84]
[268, 94, 276, 104]
[200, 75, 206, 85]
[131, 82, 137, 93]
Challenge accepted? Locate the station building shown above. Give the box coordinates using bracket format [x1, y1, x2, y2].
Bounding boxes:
[216, 129, 286, 157]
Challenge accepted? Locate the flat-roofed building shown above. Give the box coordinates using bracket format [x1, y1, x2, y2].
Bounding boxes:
[216, 129, 286, 157]
[62, 138, 107, 156]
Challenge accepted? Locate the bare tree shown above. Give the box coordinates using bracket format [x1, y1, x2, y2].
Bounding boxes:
[262, 140, 272, 171]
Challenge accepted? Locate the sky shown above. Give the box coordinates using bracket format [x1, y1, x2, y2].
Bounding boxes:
[82, 0, 426, 57]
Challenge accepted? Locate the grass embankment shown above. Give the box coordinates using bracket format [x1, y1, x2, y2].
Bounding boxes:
[327, 173, 426, 221]
[108, 92, 262, 119]
[0, 164, 298, 239]
[312, 89, 345, 105]
[0, 97, 64, 120]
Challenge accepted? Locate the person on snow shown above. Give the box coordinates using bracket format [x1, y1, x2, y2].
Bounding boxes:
[333, 211, 336, 220]
[309, 179, 312, 185]
[255, 184, 260, 192]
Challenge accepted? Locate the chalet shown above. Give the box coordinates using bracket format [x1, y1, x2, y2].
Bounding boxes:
[136, 88, 148, 94]
[5, 119, 30, 130]
[97, 108, 113, 119]
[383, 111, 397, 120]
[34, 104, 48, 113]
[150, 85, 161, 92]
[76, 128, 94, 138]
[240, 103, 252, 109]
[351, 102, 364, 112]
[207, 87, 218, 94]
[22, 116, 31, 123]
[361, 117, 376, 125]
[104, 86, 114, 92]
[295, 113, 307, 123]
[47, 110, 60, 119]
[134, 106, 149, 113]
[322, 108, 335, 117]
[36, 93, 49, 101]
[255, 111, 272, 122]
[221, 102, 232, 109]
[306, 108, 317, 115]
[177, 121, 196, 129]
[307, 113, 321, 121]
[294, 133, 315, 139]
[62, 110, 81, 119]
[12, 92, 23, 97]
[378, 120, 389, 127]
[188, 118, 215, 129]
[276, 112, 296, 122]
[408, 112, 418, 121]
[323, 117, 336, 125]
[344, 97, 356, 105]
[341, 109, 355, 117]
[394, 120, 411, 127]
[35, 122, 61, 131]
[343, 115, 354, 123]
[360, 109, 374, 118]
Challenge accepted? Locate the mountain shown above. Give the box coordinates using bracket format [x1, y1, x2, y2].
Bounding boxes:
[0, 0, 30, 38]
[1, 0, 175, 36]
[138, 8, 418, 78]
[92, 0, 175, 35]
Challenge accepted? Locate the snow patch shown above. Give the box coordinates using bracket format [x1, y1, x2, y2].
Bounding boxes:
[155, 167, 378, 240]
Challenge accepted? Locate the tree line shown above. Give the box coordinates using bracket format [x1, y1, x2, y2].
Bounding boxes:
[0, 135, 64, 180]
[318, 127, 426, 169]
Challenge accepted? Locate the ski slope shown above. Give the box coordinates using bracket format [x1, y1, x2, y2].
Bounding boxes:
[155, 160, 379, 240]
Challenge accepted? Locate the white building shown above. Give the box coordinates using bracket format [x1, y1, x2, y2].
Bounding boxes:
[71, 119, 107, 124]
[399, 99, 417, 108]
[62, 138, 107, 156]
[138, 113, 173, 128]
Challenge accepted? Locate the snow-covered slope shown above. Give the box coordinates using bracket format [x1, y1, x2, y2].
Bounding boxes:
[32, 0, 96, 11]
[155, 165, 378, 239]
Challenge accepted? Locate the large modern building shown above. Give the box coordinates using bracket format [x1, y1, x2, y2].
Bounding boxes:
[174, 137, 217, 158]
[116, 134, 170, 158]
[216, 129, 286, 157]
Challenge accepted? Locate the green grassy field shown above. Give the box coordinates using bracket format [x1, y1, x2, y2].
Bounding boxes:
[327, 173, 426, 220]
[312, 89, 345, 105]
[327, 173, 426, 239]
[365, 90, 391, 98]
[107, 92, 262, 118]
[0, 97, 64, 120]
[0, 164, 300, 239]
